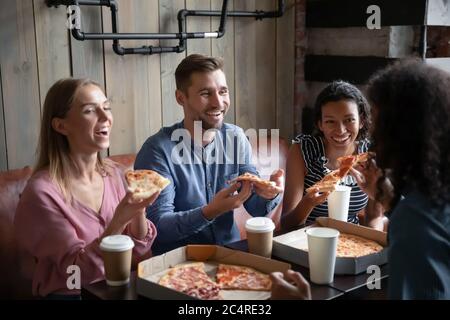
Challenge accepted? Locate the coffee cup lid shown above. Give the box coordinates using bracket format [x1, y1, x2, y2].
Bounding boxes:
[245, 217, 275, 233]
[100, 235, 134, 252]
[306, 227, 340, 239]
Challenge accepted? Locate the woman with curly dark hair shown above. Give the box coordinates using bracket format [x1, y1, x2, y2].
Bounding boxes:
[270, 60, 449, 300]
[352, 59, 450, 299]
[281, 80, 385, 229]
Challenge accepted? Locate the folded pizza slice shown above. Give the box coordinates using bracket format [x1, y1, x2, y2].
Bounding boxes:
[336, 152, 370, 178]
[228, 172, 276, 188]
[216, 264, 272, 291]
[125, 169, 170, 200]
[305, 170, 341, 193]
[306, 152, 372, 194]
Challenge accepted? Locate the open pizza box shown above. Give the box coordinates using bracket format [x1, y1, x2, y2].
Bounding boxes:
[137, 245, 291, 300]
[272, 217, 388, 275]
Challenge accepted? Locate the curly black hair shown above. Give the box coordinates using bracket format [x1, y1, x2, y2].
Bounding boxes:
[313, 80, 371, 140]
[367, 59, 450, 207]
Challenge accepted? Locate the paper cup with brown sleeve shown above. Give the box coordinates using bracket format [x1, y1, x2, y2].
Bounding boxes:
[100, 235, 134, 286]
[245, 217, 275, 258]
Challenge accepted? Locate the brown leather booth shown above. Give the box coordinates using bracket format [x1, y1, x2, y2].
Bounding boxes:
[0, 136, 288, 299]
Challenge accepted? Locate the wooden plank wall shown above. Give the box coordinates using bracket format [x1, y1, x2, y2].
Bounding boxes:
[0, 0, 295, 171]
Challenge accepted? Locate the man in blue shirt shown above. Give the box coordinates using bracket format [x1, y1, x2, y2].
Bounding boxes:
[135, 54, 284, 255]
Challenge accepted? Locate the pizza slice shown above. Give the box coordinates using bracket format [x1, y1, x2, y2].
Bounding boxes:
[299, 232, 383, 258]
[336, 233, 383, 258]
[216, 264, 272, 291]
[159, 262, 222, 300]
[306, 152, 371, 194]
[336, 152, 370, 178]
[228, 172, 276, 188]
[305, 170, 341, 193]
[125, 169, 170, 200]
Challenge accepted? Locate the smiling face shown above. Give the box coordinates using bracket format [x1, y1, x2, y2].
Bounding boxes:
[52, 84, 113, 154]
[176, 70, 230, 130]
[318, 99, 363, 150]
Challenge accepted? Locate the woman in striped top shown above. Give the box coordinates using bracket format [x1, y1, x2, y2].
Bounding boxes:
[281, 81, 385, 229]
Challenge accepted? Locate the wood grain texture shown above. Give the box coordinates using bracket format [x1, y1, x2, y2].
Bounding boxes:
[276, 0, 295, 141]
[307, 27, 391, 57]
[211, 0, 236, 124]
[0, 66, 7, 171]
[70, 5, 105, 86]
[160, 0, 185, 127]
[0, 0, 41, 169]
[102, 0, 162, 155]
[212, 0, 235, 125]
[0, 0, 295, 168]
[186, 0, 212, 56]
[33, 0, 71, 107]
[255, 0, 276, 131]
[234, 0, 257, 130]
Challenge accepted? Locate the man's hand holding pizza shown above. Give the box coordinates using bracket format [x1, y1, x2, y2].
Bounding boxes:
[202, 181, 253, 220]
[228, 170, 284, 200]
[253, 169, 284, 200]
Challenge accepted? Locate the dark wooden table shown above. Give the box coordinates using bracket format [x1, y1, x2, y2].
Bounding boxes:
[225, 239, 388, 300]
[83, 237, 388, 300]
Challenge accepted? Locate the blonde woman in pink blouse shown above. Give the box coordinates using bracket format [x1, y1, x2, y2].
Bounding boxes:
[14, 78, 159, 298]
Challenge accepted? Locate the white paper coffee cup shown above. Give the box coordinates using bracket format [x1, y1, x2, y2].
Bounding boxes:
[327, 185, 351, 221]
[245, 217, 275, 258]
[100, 235, 134, 286]
[306, 227, 340, 284]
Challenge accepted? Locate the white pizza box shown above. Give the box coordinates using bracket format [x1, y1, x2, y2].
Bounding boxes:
[272, 217, 388, 275]
[136, 245, 291, 300]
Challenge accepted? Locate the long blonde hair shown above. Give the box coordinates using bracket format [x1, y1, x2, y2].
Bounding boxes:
[35, 78, 113, 201]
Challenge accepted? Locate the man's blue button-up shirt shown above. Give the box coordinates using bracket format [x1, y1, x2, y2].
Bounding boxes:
[135, 121, 281, 255]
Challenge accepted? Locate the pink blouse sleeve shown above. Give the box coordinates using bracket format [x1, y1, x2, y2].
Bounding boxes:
[125, 219, 158, 264]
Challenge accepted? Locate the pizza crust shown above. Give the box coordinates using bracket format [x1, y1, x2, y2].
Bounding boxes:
[301, 232, 383, 258]
[306, 152, 370, 194]
[125, 169, 170, 200]
[158, 262, 272, 300]
[229, 172, 276, 187]
[336, 233, 383, 257]
[158, 262, 222, 300]
[216, 264, 272, 291]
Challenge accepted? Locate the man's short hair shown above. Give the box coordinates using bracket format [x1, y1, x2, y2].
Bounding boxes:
[175, 54, 224, 93]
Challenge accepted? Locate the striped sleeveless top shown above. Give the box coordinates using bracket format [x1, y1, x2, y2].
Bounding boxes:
[293, 134, 370, 224]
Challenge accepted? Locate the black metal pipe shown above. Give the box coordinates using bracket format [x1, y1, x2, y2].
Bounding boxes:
[46, 0, 113, 7]
[50, 0, 284, 55]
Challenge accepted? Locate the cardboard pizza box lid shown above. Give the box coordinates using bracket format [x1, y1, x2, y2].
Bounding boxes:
[272, 217, 388, 275]
[137, 245, 291, 300]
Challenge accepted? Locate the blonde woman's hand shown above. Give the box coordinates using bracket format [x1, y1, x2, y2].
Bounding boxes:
[253, 169, 285, 200]
[113, 191, 160, 227]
